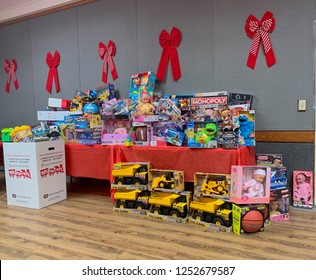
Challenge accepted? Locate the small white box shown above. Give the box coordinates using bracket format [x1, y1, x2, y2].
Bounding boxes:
[37, 110, 70, 121]
[3, 140, 67, 209]
[48, 98, 71, 109]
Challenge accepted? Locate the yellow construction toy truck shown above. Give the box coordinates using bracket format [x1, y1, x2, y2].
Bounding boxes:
[150, 169, 185, 191]
[190, 197, 232, 227]
[112, 162, 151, 186]
[113, 189, 150, 210]
[200, 177, 228, 196]
[148, 191, 191, 218]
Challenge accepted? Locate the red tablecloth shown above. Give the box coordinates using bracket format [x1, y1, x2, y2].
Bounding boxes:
[1, 142, 256, 182]
[118, 145, 255, 182]
[65, 143, 118, 180]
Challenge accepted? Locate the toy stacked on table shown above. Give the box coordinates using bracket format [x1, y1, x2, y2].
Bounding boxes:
[256, 154, 291, 221]
[147, 169, 190, 223]
[188, 172, 233, 232]
[230, 165, 271, 234]
[111, 162, 152, 213]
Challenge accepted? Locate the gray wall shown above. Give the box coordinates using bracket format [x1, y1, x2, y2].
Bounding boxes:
[0, 0, 315, 131]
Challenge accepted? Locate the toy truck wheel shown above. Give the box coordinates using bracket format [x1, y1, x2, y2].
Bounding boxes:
[170, 182, 175, 189]
[158, 181, 166, 188]
[213, 217, 224, 226]
[170, 210, 179, 218]
[132, 179, 141, 186]
[151, 207, 161, 215]
[117, 201, 127, 209]
[135, 202, 145, 210]
[115, 178, 124, 185]
[193, 212, 203, 222]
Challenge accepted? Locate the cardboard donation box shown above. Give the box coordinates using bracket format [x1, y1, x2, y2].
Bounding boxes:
[3, 140, 67, 209]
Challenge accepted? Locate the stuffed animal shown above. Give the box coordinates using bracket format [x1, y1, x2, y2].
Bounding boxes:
[220, 109, 238, 131]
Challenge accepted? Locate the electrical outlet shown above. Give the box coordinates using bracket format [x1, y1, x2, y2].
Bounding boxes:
[298, 100, 307, 111]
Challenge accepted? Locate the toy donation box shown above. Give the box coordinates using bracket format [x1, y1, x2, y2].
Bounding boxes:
[3, 140, 67, 209]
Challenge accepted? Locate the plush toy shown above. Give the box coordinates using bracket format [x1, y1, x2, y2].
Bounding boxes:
[220, 109, 238, 131]
[238, 114, 254, 145]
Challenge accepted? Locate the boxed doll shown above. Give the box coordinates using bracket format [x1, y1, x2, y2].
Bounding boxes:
[292, 171, 314, 209]
[230, 165, 271, 204]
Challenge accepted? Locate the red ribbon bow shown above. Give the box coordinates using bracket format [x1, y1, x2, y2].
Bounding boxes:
[4, 59, 19, 93]
[46, 51, 60, 93]
[245, 11, 276, 69]
[98, 40, 118, 84]
[156, 27, 182, 82]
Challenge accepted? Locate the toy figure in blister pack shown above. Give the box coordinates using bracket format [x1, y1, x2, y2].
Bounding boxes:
[242, 169, 266, 198]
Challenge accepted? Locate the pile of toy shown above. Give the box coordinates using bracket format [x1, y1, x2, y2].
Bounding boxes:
[2, 70, 257, 147]
[110, 158, 294, 235]
[100, 71, 255, 148]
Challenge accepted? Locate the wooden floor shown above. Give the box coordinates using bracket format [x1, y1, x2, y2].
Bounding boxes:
[0, 174, 315, 260]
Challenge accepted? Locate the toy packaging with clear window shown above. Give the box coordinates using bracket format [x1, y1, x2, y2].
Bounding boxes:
[292, 171, 313, 209]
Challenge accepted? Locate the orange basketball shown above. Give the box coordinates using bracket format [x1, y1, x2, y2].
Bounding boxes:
[242, 210, 264, 233]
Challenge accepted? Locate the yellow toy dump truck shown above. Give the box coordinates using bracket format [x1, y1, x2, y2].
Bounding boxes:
[112, 162, 151, 186]
[200, 177, 228, 196]
[190, 197, 232, 227]
[114, 189, 150, 210]
[148, 191, 191, 218]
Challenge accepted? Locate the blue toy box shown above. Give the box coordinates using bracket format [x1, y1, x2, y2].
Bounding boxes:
[128, 71, 156, 104]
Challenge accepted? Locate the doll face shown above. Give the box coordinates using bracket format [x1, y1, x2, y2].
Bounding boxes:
[254, 174, 265, 183]
[142, 95, 150, 103]
[117, 121, 125, 127]
[296, 174, 306, 184]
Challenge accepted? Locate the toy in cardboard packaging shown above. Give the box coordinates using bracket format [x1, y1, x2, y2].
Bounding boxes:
[194, 172, 230, 198]
[256, 153, 283, 167]
[1, 128, 13, 142]
[230, 165, 271, 204]
[165, 129, 185, 146]
[129, 71, 156, 104]
[10, 125, 33, 142]
[238, 110, 255, 146]
[270, 166, 287, 189]
[186, 121, 218, 148]
[232, 203, 269, 234]
[60, 123, 77, 143]
[111, 162, 151, 187]
[270, 186, 291, 221]
[228, 92, 253, 110]
[189, 95, 228, 121]
[102, 116, 131, 145]
[149, 169, 185, 192]
[292, 171, 313, 209]
[129, 122, 151, 146]
[189, 196, 233, 231]
[147, 191, 191, 223]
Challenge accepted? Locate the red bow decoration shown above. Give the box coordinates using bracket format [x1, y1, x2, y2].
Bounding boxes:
[4, 59, 19, 93]
[98, 40, 118, 84]
[156, 27, 182, 82]
[245, 11, 276, 69]
[46, 51, 60, 93]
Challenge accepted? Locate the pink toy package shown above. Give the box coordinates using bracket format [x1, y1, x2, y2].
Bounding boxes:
[293, 171, 314, 209]
[230, 165, 271, 204]
[101, 118, 131, 145]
